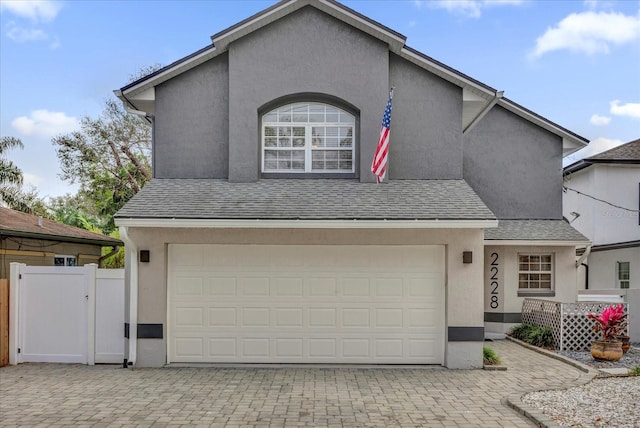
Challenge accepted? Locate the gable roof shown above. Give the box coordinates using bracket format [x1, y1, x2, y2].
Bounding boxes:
[564, 138, 640, 174]
[0, 207, 122, 247]
[115, 178, 496, 227]
[115, 0, 587, 152]
[484, 219, 589, 244]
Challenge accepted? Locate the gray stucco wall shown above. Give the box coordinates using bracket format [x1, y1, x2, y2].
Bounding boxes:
[388, 54, 462, 179]
[154, 54, 229, 178]
[228, 6, 389, 182]
[463, 106, 563, 219]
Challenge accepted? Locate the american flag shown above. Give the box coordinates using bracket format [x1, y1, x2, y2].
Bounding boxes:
[371, 89, 393, 183]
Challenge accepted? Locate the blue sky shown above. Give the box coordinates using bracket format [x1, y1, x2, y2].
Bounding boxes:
[1, 0, 639, 199]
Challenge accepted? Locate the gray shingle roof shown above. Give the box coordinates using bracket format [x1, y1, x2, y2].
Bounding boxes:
[587, 138, 640, 161]
[0, 207, 122, 246]
[484, 220, 589, 242]
[115, 179, 496, 221]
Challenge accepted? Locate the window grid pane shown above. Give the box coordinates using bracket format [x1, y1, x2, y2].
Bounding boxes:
[518, 254, 553, 290]
[263, 102, 355, 173]
[618, 262, 630, 289]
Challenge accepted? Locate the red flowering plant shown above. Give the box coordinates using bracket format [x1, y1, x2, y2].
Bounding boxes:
[586, 304, 627, 342]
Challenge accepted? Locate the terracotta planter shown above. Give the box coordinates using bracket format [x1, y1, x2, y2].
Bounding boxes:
[615, 335, 631, 354]
[591, 340, 623, 361]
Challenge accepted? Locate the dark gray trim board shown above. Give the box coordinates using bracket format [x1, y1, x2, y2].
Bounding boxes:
[591, 240, 640, 252]
[484, 312, 522, 323]
[518, 291, 555, 298]
[448, 327, 484, 342]
[137, 324, 164, 339]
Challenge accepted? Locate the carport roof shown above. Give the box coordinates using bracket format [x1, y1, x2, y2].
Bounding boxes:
[0, 207, 122, 246]
[484, 219, 589, 243]
[115, 178, 496, 222]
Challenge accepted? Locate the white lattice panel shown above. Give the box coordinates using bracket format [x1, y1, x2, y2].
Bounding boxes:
[522, 299, 628, 351]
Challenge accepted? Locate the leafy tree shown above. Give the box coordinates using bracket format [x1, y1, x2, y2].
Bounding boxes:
[49, 193, 102, 231]
[52, 98, 152, 233]
[0, 136, 47, 214]
[0, 136, 23, 188]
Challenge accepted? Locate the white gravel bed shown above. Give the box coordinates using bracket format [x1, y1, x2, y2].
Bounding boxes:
[522, 377, 640, 427]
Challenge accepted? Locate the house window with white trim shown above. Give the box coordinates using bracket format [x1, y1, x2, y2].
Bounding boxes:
[262, 102, 355, 173]
[617, 262, 630, 289]
[518, 254, 553, 291]
[54, 255, 77, 266]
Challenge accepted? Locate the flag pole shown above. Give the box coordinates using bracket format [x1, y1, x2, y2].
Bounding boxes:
[371, 87, 394, 184]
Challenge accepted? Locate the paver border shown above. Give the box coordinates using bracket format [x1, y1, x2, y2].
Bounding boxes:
[502, 337, 599, 428]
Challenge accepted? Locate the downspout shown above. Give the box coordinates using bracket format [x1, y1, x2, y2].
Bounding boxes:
[119, 226, 138, 367]
[463, 90, 504, 135]
[98, 245, 120, 268]
[576, 245, 592, 290]
[575, 245, 591, 267]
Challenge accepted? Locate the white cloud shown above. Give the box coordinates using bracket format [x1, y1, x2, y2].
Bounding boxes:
[6, 21, 48, 42]
[589, 114, 611, 126]
[0, 0, 62, 23]
[424, 0, 524, 18]
[11, 110, 79, 139]
[531, 11, 640, 58]
[22, 172, 44, 187]
[563, 137, 624, 165]
[583, 0, 616, 10]
[610, 100, 640, 119]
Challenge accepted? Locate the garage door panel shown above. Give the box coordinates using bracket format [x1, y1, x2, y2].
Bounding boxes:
[169, 244, 444, 364]
[173, 276, 204, 296]
[175, 337, 204, 357]
[209, 308, 236, 327]
[239, 277, 270, 296]
[275, 338, 303, 357]
[275, 308, 303, 327]
[174, 307, 204, 327]
[209, 338, 237, 357]
[343, 339, 370, 358]
[242, 338, 270, 357]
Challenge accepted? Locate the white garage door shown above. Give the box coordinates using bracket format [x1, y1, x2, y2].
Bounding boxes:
[168, 244, 445, 364]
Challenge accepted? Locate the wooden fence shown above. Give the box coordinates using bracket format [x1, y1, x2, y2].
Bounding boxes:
[0, 279, 8, 367]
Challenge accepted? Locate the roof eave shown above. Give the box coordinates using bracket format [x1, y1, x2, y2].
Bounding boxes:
[0, 229, 123, 247]
[211, 0, 406, 54]
[484, 239, 590, 246]
[563, 159, 592, 175]
[115, 218, 498, 229]
[498, 98, 589, 150]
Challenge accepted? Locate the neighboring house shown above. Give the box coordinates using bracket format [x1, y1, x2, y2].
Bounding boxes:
[0, 207, 122, 278]
[114, 0, 588, 368]
[563, 139, 640, 291]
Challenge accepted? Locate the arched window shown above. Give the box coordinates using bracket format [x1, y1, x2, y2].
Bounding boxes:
[262, 102, 355, 173]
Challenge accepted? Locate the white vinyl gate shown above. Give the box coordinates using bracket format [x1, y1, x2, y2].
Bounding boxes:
[9, 263, 124, 365]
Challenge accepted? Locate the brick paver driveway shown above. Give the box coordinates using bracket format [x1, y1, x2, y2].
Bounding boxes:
[0, 341, 588, 427]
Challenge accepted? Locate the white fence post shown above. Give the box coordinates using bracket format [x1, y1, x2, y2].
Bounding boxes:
[559, 302, 564, 351]
[8, 263, 24, 365]
[86, 263, 97, 366]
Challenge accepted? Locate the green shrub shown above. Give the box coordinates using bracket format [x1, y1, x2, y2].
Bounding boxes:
[509, 324, 536, 341]
[483, 346, 501, 365]
[629, 366, 640, 376]
[529, 327, 554, 348]
[509, 324, 554, 348]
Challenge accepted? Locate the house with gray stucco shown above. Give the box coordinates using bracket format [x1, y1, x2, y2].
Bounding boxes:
[114, 0, 589, 368]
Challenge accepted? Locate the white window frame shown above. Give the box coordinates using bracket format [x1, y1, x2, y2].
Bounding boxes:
[617, 261, 630, 289]
[261, 102, 356, 174]
[54, 254, 77, 266]
[517, 253, 554, 292]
